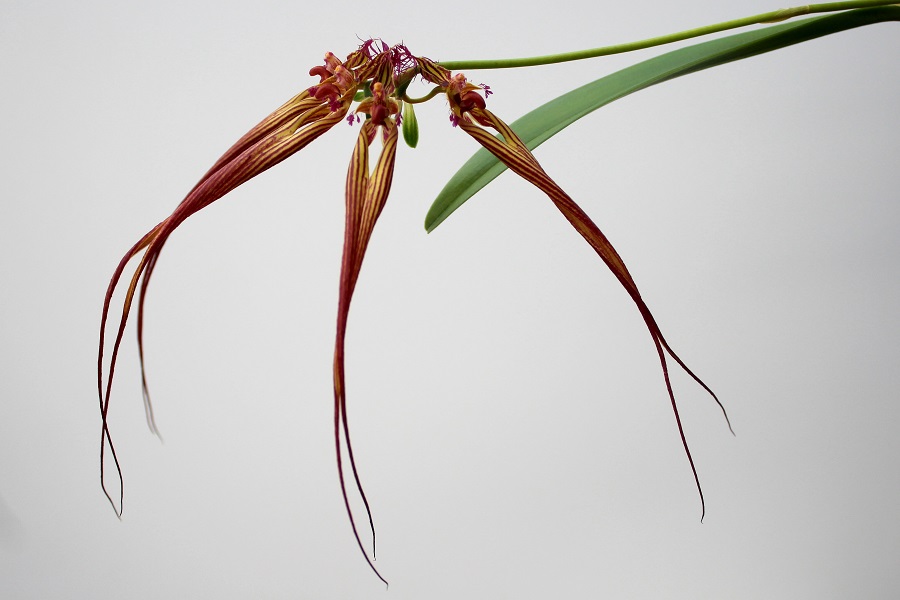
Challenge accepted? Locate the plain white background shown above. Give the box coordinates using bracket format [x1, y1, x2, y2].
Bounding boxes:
[1, 0, 898, 597]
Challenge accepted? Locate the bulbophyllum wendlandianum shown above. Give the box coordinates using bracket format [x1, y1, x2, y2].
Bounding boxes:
[98, 39, 736, 586]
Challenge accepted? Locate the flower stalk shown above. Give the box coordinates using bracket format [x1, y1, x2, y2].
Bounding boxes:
[437, 0, 897, 71]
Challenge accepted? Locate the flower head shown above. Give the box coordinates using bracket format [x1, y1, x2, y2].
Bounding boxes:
[98, 41, 731, 587]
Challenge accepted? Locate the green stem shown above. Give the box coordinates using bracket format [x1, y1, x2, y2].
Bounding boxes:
[437, 1, 897, 70]
[402, 86, 444, 104]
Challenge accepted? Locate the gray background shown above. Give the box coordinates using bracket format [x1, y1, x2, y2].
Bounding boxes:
[1, 0, 898, 597]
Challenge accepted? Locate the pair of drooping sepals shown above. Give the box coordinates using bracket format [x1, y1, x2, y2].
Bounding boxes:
[97, 40, 730, 585]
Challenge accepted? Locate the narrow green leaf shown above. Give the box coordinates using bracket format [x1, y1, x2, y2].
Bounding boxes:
[425, 6, 899, 232]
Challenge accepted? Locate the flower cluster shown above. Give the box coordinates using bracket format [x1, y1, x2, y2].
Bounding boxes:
[98, 40, 730, 585]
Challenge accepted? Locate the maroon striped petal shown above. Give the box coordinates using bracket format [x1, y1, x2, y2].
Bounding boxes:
[98, 88, 354, 517]
[456, 106, 732, 520]
[332, 118, 399, 586]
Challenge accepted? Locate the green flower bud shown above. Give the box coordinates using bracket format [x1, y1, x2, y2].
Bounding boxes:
[401, 101, 419, 148]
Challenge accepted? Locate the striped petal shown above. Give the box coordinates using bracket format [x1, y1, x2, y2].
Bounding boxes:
[98, 85, 355, 517]
[456, 106, 733, 519]
[333, 118, 399, 586]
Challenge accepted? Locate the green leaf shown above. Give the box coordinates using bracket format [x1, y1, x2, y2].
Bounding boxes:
[425, 6, 899, 232]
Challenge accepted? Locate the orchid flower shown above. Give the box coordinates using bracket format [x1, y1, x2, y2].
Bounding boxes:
[98, 41, 400, 583]
[421, 56, 735, 514]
